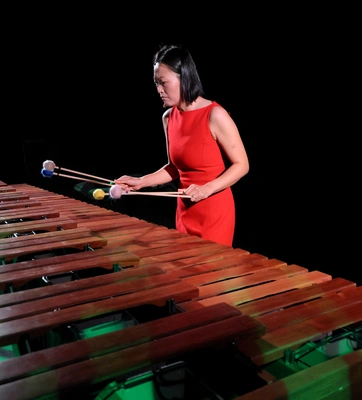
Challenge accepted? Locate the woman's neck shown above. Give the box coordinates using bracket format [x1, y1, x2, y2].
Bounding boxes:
[178, 97, 211, 112]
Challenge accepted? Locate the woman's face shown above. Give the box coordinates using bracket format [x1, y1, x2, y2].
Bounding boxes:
[153, 63, 180, 108]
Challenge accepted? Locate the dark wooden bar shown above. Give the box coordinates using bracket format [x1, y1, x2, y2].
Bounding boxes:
[0, 181, 361, 399]
[0, 186, 16, 192]
[0, 246, 140, 291]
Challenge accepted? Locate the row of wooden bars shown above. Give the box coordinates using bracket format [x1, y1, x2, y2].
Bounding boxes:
[0, 180, 361, 399]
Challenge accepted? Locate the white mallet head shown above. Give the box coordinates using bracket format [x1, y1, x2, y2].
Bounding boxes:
[43, 160, 55, 171]
[110, 185, 123, 199]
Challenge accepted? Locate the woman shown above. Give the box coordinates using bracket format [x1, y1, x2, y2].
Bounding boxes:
[115, 44, 249, 246]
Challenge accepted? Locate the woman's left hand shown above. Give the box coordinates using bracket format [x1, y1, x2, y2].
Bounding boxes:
[183, 184, 210, 203]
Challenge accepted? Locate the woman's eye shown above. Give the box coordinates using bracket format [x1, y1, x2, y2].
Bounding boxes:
[154, 81, 166, 88]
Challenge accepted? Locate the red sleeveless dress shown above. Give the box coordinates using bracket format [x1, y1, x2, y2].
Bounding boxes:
[167, 101, 235, 246]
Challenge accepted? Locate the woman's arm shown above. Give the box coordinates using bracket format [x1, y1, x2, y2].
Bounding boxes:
[185, 105, 249, 201]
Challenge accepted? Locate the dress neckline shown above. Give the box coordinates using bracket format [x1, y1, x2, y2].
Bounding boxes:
[176, 100, 215, 114]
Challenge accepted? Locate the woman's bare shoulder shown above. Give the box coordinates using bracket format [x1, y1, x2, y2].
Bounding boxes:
[210, 103, 232, 121]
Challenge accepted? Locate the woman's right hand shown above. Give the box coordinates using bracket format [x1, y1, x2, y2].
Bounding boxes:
[114, 175, 143, 191]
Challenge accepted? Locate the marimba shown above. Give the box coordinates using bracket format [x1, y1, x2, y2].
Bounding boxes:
[0, 179, 361, 400]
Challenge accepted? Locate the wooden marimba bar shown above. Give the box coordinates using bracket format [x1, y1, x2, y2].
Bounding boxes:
[0, 179, 361, 400]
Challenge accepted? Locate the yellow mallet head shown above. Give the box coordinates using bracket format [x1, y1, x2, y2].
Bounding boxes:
[93, 189, 105, 200]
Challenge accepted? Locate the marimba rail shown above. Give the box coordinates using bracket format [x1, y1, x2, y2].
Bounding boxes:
[0, 179, 361, 400]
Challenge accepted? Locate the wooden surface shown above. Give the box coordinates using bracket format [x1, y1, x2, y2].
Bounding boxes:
[0, 181, 361, 399]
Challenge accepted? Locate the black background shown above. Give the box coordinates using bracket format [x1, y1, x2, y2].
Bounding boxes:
[2, 10, 359, 285]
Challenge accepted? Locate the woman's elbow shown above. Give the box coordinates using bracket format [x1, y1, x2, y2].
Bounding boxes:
[240, 159, 250, 177]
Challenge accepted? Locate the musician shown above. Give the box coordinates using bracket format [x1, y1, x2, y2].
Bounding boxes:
[115, 43, 249, 247]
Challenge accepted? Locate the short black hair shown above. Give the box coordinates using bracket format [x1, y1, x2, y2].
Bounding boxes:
[153, 43, 204, 105]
